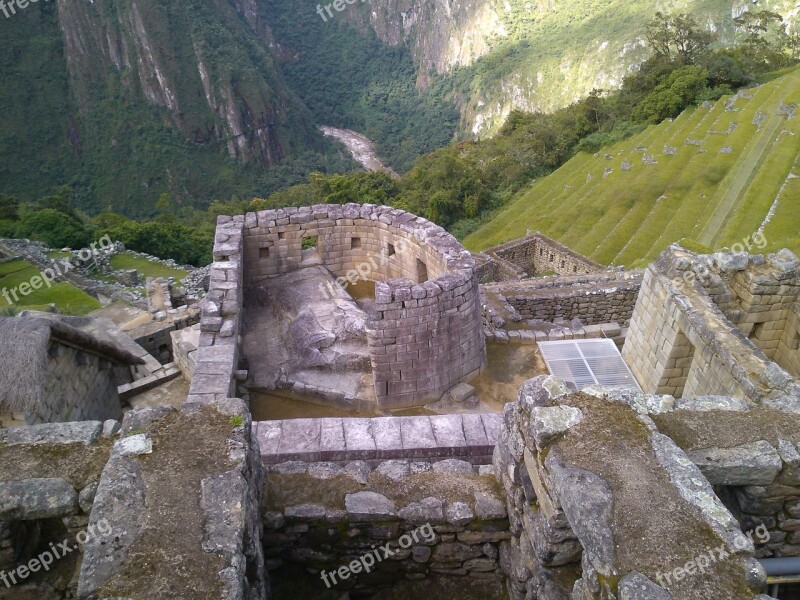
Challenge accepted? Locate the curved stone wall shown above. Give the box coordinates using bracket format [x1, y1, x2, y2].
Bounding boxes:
[240, 204, 486, 409]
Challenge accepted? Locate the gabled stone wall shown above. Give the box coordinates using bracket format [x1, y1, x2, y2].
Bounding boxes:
[623, 246, 800, 402]
[0, 342, 124, 427]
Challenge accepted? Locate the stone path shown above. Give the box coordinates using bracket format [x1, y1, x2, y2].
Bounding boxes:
[254, 414, 502, 464]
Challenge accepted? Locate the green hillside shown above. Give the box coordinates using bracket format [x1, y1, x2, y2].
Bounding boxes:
[465, 68, 800, 267]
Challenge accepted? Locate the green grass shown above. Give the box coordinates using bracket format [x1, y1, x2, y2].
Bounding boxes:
[0, 259, 101, 315]
[47, 251, 71, 260]
[109, 253, 188, 280]
[465, 67, 800, 267]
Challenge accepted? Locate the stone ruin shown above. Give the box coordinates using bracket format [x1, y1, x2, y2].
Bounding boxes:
[0, 317, 143, 428]
[188, 204, 487, 411]
[474, 232, 605, 283]
[0, 206, 798, 599]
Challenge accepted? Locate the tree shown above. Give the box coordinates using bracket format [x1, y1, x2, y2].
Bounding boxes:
[734, 10, 790, 66]
[0, 194, 19, 222]
[17, 209, 91, 249]
[646, 12, 715, 63]
[633, 65, 710, 123]
[35, 186, 81, 221]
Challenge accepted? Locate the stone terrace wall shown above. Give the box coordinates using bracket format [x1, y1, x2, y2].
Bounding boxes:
[482, 270, 642, 327]
[262, 457, 508, 595]
[237, 204, 486, 409]
[624, 247, 799, 402]
[187, 216, 245, 405]
[478, 233, 604, 282]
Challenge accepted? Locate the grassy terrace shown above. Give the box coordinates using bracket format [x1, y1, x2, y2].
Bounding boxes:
[0, 259, 100, 315]
[466, 67, 800, 268]
[109, 253, 188, 281]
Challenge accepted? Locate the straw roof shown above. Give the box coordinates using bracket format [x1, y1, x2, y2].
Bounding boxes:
[0, 317, 144, 414]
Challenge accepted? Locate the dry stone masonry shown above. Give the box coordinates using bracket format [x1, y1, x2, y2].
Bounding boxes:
[475, 233, 605, 283]
[203, 204, 487, 409]
[262, 456, 508, 594]
[624, 246, 800, 401]
[493, 376, 782, 600]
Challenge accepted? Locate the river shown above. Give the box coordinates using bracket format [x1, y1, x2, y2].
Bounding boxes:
[319, 126, 399, 178]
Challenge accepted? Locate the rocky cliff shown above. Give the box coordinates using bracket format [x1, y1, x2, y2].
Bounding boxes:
[55, 0, 316, 168]
[0, 0, 330, 215]
[342, 0, 800, 136]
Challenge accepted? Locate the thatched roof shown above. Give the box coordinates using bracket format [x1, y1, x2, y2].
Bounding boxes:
[0, 317, 144, 414]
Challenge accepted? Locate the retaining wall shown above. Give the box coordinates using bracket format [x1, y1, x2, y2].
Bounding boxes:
[482, 271, 642, 327]
[263, 457, 508, 595]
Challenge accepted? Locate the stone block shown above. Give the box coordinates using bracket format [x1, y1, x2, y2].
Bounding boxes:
[0, 478, 78, 520]
[345, 491, 396, 522]
[688, 441, 782, 486]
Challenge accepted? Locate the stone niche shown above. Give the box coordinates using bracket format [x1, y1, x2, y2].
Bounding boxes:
[236, 204, 487, 409]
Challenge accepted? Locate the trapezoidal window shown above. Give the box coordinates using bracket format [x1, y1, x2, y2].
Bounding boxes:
[658, 329, 696, 398]
[301, 236, 320, 264]
[416, 259, 428, 283]
[749, 322, 766, 341]
[351, 237, 362, 249]
[387, 243, 396, 257]
[259, 247, 270, 260]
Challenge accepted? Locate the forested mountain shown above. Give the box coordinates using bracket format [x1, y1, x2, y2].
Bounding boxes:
[1, 0, 798, 218]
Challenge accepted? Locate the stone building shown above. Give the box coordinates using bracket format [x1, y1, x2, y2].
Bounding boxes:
[3, 225, 800, 599]
[474, 232, 605, 282]
[188, 204, 487, 410]
[623, 246, 799, 400]
[0, 317, 143, 427]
